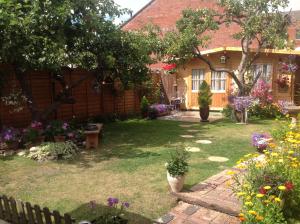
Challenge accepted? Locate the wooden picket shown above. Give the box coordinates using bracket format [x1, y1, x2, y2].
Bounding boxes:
[0, 195, 75, 224]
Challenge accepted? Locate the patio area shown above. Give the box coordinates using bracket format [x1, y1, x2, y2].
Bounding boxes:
[159, 111, 224, 123]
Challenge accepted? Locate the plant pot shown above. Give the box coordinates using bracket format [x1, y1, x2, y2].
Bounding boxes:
[200, 107, 209, 122]
[234, 110, 243, 123]
[167, 172, 185, 193]
[54, 135, 66, 142]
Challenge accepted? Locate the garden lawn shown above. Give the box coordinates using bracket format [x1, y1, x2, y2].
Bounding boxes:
[0, 119, 279, 223]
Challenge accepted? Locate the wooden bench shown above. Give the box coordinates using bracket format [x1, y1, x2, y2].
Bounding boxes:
[84, 123, 103, 149]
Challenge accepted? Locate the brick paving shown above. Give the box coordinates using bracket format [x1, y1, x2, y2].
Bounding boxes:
[155, 169, 243, 224]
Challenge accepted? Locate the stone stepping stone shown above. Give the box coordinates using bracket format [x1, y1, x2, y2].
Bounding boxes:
[179, 124, 193, 128]
[208, 156, 229, 162]
[196, 140, 212, 144]
[185, 147, 201, 152]
[156, 213, 174, 224]
[180, 135, 195, 138]
[187, 130, 199, 133]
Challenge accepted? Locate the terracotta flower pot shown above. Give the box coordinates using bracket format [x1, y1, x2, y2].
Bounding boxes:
[167, 172, 185, 193]
[54, 135, 66, 142]
[200, 107, 210, 122]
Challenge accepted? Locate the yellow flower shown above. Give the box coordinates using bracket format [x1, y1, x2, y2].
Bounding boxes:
[278, 186, 286, 191]
[288, 150, 295, 154]
[256, 215, 264, 221]
[278, 159, 284, 163]
[245, 201, 253, 206]
[239, 213, 245, 217]
[248, 210, 257, 215]
[237, 192, 246, 197]
[227, 170, 236, 175]
[246, 196, 252, 200]
[264, 200, 270, 204]
[256, 194, 265, 198]
[264, 186, 271, 190]
[275, 197, 281, 202]
[271, 152, 279, 157]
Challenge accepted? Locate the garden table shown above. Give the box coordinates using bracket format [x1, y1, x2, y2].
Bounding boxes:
[84, 123, 103, 149]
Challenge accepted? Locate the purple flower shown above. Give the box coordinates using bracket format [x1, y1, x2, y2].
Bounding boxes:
[252, 133, 270, 150]
[122, 202, 130, 208]
[107, 197, 119, 207]
[233, 97, 253, 112]
[62, 122, 69, 130]
[150, 104, 169, 114]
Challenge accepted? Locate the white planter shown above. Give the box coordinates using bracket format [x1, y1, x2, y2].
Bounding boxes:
[167, 172, 185, 193]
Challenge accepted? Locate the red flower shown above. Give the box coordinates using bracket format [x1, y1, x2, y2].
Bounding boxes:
[285, 181, 294, 191]
[259, 187, 267, 195]
[162, 63, 176, 71]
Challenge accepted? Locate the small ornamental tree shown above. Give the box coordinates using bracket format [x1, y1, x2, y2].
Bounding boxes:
[198, 81, 212, 121]
[162, 0, 291, 97]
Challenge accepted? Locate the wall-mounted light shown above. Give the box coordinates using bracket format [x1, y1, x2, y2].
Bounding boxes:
[220, 55, 227, 64]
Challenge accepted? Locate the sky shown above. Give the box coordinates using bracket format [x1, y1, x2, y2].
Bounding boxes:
[114, 0, 300, 23]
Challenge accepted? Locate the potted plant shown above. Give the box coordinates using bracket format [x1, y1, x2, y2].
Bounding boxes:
[198, 81, 212, 122]
[165, 149, 189, 193]
[92, 198, 129, 224]
[140, 96, 150, 118]
[45, 120, 69, 142]
[252, 133, 271, 153]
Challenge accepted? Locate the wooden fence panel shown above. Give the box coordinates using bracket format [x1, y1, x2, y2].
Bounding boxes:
[0, 195, 75, 224]
[0, 68, 141, 127]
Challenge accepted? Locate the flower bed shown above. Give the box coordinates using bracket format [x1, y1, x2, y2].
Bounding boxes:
[232, 122, 300, 223]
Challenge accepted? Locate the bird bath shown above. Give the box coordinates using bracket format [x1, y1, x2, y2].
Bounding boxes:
[286, 105, 300, 127]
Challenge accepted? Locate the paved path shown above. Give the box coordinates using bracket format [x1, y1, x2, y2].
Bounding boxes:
[159, 111, 223, 123]
[156, 169, 243, 224]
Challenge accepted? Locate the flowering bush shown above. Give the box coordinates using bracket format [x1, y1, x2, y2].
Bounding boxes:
[251, 80, 273, 105]
[150, 104, 169, 114]
[233, 97, 254, 112]
[252, 133, 271, 152]
[1, 89, 28, 113]
[23, 121, 44, 144]
[162, 63, 177, 74]
[92, 197, 130, 224]
[232, 123, 300, 223]
[0, 127, 21, 144]
[45, 120, 69, 138]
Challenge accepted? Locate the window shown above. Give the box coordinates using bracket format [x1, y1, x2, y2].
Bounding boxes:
[296, 29, 300, 40]
[211, 71, 226, 92]
[251, 64, 273, 83]
[192, 69, 205, 91]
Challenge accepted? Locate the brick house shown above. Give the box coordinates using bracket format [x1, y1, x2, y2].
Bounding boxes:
[123, 0, 300, 110]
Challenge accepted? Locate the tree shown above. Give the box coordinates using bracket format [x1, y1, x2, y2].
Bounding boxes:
[163, 0, 291, 96]
[0, 0, 158, 121]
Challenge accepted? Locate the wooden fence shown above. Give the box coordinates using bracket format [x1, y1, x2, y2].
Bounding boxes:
[0, 66, 141, 127]
[0, 195, 75, 224]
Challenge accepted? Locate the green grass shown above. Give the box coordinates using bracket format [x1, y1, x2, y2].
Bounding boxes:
[0, 119, 279, 223]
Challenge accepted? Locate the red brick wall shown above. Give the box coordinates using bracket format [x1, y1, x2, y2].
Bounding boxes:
[123, 0, 300, 49]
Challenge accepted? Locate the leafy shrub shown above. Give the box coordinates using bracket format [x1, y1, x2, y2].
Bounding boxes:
[232, 124, 300, 223]
[27, 141, 79, 161]
[249, 102, 284, 119]
[140, 96, 150, 118]
[222, 104, 234, 119]
[148, 107, 158, 120]
[198, 81, 212, 108]
[166, 150, 189, 177]
[44, 120, 69, 139]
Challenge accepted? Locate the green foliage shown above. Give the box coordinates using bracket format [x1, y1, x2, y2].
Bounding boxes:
[198, 81, 212, 108]
[222, 104, 234, 119]
[271, 120, 290, 142]
[148, 107, 158, 120]
[249, 103, 284, 119]
[140, 96, 150, 117]
[166, 149, 189, 177]
[27, 141, 79, 161]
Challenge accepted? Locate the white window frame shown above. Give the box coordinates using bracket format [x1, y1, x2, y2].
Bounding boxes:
[211, 71, 227, 93]
[251, 63, 273, 84]
[191, 69, 205, 92]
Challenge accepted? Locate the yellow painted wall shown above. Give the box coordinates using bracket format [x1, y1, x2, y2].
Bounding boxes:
[175, 52, 293, 109]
